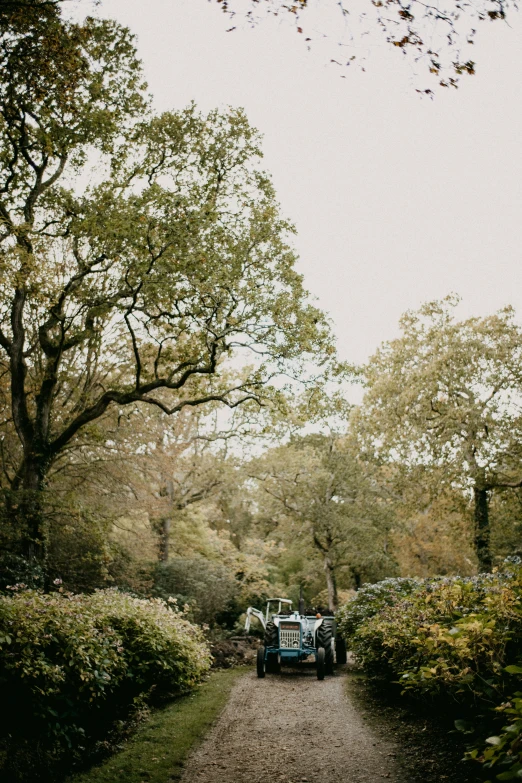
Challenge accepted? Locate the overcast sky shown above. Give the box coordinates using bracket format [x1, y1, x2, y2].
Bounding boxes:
[87, 0, 522, 365]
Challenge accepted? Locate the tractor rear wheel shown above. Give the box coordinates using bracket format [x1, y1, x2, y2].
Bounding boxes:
[316, 646, 325, 680]
[264, 621, 278, 648]
[335, 636, 347, 665]
[257, 646, 266, 678]
[317, 623, 334, 675]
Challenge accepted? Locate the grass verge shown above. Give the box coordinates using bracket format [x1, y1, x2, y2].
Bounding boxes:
[68, 667, 249, 783]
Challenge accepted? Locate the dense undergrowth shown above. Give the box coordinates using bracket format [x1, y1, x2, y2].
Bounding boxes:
[0, 588, 211, 782]
[337, 561, 522, 782]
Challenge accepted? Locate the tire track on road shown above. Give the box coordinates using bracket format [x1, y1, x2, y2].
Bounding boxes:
[180, 666, 400, 783]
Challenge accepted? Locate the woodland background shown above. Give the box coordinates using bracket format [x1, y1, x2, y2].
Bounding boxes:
[1, 3, 522, 782]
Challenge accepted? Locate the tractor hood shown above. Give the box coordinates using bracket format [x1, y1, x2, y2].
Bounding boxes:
[272, 614, 324, 633]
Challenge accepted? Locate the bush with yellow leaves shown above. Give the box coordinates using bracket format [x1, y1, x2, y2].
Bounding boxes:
[338, 562, 522, 781]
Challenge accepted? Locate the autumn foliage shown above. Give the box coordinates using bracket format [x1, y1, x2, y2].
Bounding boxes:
[338, 563, 522, 780]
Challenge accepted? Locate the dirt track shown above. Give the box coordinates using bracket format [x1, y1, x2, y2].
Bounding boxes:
[180, 665, 400, 783]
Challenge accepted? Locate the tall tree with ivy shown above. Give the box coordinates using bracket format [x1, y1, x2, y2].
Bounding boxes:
[356, 297, 522, 572]
[0, 6, 334, 563]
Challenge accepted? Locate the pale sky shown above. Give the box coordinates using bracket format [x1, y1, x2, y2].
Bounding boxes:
[86, 0, 522, 365]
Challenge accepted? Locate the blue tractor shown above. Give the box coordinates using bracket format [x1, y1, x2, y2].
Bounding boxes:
[245, 597, 346, 680]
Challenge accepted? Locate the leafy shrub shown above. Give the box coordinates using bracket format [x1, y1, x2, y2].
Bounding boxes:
[0, 552, 45, 591]
[87, 590, 211, 692]
[47, 512, 155, 595]
[153, 557, 240, 627]
[337, 563, 522, 781]
[0, 589, 211, 781]
[336, 577, 420, 643]
[46, 513, 116, 594]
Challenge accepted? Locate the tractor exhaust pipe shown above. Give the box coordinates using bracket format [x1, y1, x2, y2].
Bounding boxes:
[299, 585, 305, 616]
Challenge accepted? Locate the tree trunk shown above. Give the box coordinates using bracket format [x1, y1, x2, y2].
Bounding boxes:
[324, 555, 338, 612]
[159, 478, 174, 561]
[474, 486, 492, 572]
[159, 516, 170, 561]
[12, 458, 47, 562]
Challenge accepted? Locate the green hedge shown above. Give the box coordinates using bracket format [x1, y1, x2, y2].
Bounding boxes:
[336, 577, 420, 646]
[0, 589, 211, 781]
[337, 564, 522, 782]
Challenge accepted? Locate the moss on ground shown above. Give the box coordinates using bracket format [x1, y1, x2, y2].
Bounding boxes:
[68, 667, 249, 783]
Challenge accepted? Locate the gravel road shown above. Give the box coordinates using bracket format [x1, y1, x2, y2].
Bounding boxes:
[180, 666, 400, 783]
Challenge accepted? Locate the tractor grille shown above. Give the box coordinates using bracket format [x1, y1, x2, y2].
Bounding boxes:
[279, 623, 300, 649]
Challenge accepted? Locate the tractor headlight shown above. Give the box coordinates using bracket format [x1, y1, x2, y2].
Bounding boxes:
[293, 640, 299, 648]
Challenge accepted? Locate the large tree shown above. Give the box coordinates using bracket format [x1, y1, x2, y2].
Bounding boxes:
[356, 297, 522, 572]
[0, 9, 334, 561]
[252, 433, 395, 610]
[4, 1, 511, 91]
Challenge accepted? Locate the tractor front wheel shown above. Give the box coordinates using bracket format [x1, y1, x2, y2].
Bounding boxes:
[264, 622, 279, 673]
[257, 645, 266, 678]
[266, 652, 281, 673]
[316, 646, 325, 680]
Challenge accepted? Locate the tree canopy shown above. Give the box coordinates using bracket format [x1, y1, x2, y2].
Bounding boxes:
[0, 8, 335, 560]
[251, 433, 396, 609]
[3, 0, 512, 91]
[356, 297, 522, 571]
[214, 0, 510, 90]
